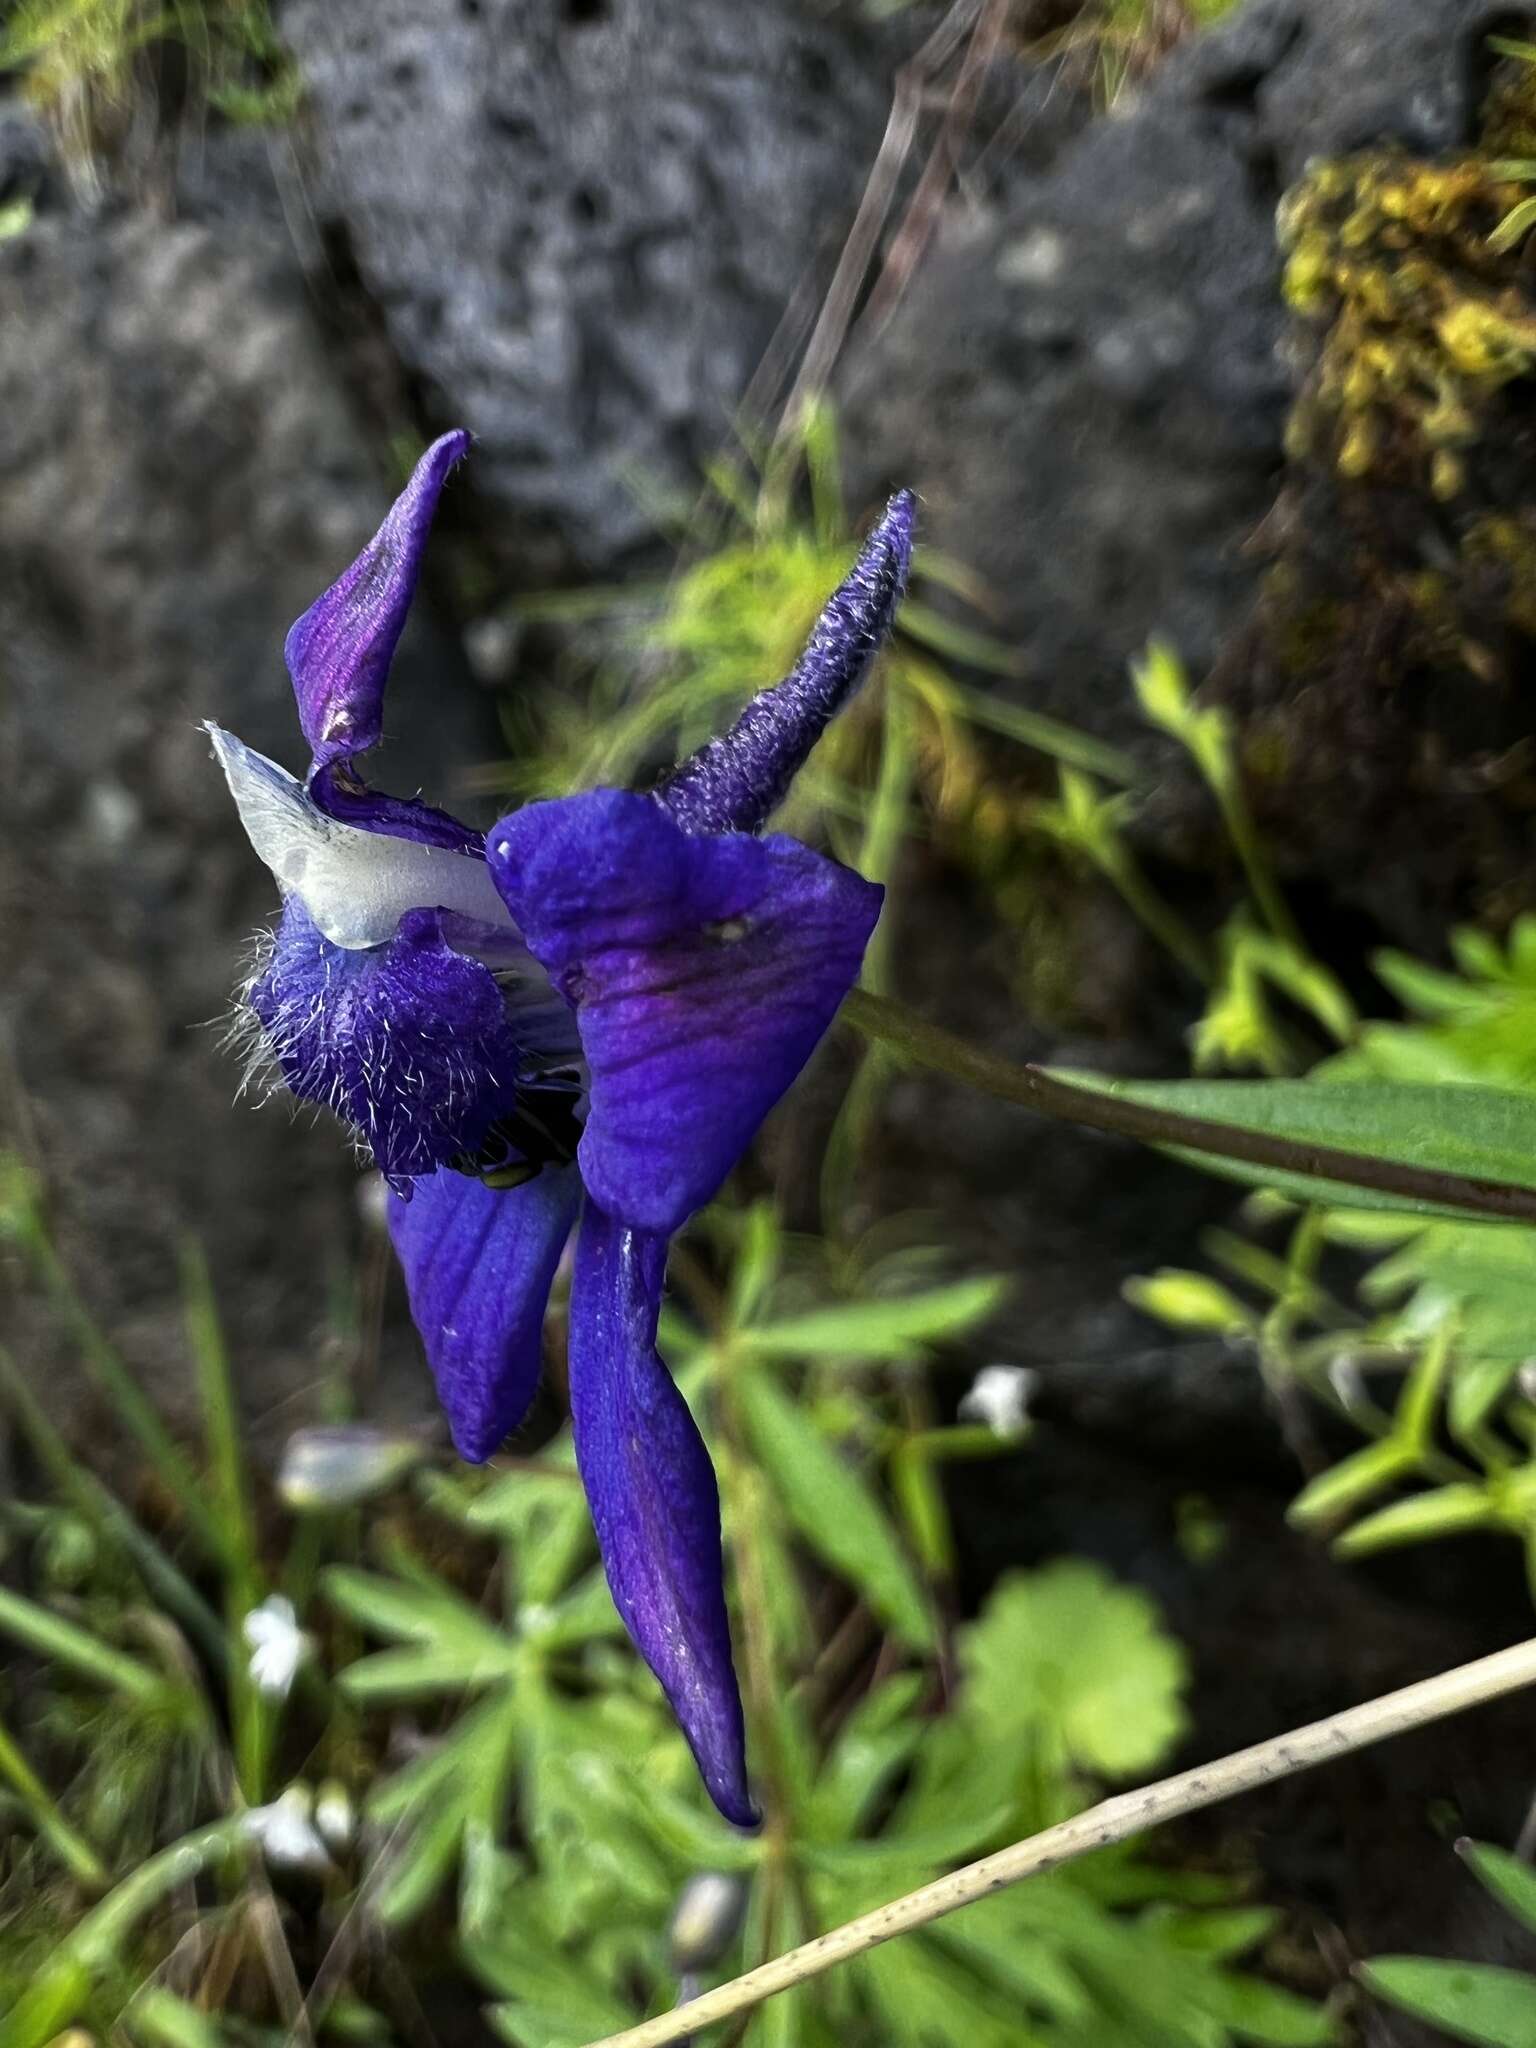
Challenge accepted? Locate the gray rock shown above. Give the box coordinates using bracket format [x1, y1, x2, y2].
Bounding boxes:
[1235, 0, 1517, 180]
[839, 0, 1518, 762]
[0, 94, 57, 215]
[0, 214, 489, 1453]
[277, 0, 901, 575]
[841, 93, 1289, 759]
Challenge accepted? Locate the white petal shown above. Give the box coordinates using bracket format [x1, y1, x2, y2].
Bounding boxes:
[208, 724, 511, 951]
[957, 1364, 1036, 1438]
[244, 1787, 331, 1871]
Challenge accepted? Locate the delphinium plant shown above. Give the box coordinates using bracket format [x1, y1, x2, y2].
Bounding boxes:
[13, 434, 1536, 2044]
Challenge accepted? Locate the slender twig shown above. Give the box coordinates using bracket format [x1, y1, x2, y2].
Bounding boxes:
[584, 1637, 1536, 2048]
[772, 1, 978, 452]
[839, 989, 1536, 1225]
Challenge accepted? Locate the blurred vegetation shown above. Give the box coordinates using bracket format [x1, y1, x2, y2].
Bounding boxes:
[0, 1164, 1332, 2045]
[1, 0, 297, 166]
[1361, 1840, 1536, 2045]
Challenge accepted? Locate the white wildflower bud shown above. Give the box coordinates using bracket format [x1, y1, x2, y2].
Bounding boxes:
[243, 1785, 331, 1873]
[276, 1425, 426, 1511]
[668, 1871, 749, 1975]
[242, 1594, 312, 1699]
[314, 1778, 355, 1857]
[957, 1364, 1038, 1438]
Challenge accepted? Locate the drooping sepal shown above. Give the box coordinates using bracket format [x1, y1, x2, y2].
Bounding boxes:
[568, 1205, 756, 1827]
[285, 430, 471, 780]
[654, 490, 914, 835]
[389, 1166, 581, 1462]
[486, 789, 882, 1235]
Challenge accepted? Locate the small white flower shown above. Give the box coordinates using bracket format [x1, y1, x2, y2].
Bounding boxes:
[242, 1594, 312, 1699]
[243, 1784, 331, 1873]
[313, 1778, 355, 1857]
[958, 1364, 1037, 1438]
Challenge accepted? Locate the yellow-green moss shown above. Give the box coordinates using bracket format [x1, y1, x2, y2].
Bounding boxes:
[1278, 154, 1536, 492]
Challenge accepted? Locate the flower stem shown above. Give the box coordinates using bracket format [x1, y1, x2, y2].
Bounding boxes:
[838, 989, 1536, 1226]
[585, 1636, 1536, 2048]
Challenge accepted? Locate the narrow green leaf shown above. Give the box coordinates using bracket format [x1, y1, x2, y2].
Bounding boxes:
[0, 1586, 164, 1700]
[1054, 1073, 1536, 1221]
[740, 1278, 1007, 1365]
[1335, 1485, 1502, 1558]
[1458, 1839, 1536, 1937]
[1360, 1957, 1536, 2046]
[1289, 1440, 1415, 1529]
[1453, 1356, 1525, 1438]
[946, 679, 1137, 783]
[1490, 195, 1536, 253]
[737, 1374, 934, 1651]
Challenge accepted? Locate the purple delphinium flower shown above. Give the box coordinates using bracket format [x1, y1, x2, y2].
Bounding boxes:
[210, 432, 912, 1825]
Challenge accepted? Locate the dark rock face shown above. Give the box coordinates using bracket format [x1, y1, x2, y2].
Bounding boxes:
[838, 0, 1521, 772]
[277, 0, 899, 576]
[0, 216, 487, 1450]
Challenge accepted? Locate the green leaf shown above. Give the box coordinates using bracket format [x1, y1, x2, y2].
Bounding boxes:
[1360, 1957, 1536, 2046]
[1334, 1485, 1502, 1558]
[739, 1277, 1007, 1365]
[947, 678, 1137, 783]
[1184, 1968, 1336, 2044]
[1490, 195, 1536, 254]
[1452, 1357, 1526, 1439]
[806, 1673, 926, 1841]
[1289, 1440, 1415, 1529]
[367, 1690, 524, 1924]
[1458, 1839, 1536, 1937]
[1051, 1073, 1536, 1221]
[958, 1562, 1188, 1779]
[1363, 1223, 1536, 1367]
[127, 1989, 230, 2048]
[325, 1566, 522, 1698]
[736, 1374, 934, 1651]
[0, 1586, 165, 1701]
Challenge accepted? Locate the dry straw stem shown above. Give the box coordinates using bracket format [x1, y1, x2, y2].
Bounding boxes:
[585, 1637, 1536, 2048]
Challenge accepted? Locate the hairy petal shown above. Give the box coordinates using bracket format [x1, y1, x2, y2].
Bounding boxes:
[246, 899, 524, 1182]
[286, 430, 471, 778]
[389, 1167, 581, 1462]
[569, 1205, 754, 1827]
[655, 491, 913, 835]
[209, 725, 507, 947]
[488, 789, 881, 1235]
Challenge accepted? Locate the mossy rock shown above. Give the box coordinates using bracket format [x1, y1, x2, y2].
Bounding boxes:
[1211, 60, 1536, 941]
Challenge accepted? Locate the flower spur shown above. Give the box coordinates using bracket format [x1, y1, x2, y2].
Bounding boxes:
[210, 432, 912, 1825]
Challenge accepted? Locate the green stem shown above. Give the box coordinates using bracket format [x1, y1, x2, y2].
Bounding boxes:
[839, 989, 1536, 1226]
[0, 1712, 108, 1889]
[1212, 775, 1304, 953]
[1100, 847, 1212, 985]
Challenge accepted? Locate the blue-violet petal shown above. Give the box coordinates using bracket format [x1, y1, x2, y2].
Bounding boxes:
[569, 1204, 755, 1827]
[285, 430, 471, 779]
[487, 789, 882, 1235]
[389, 1166, 581, 1462]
